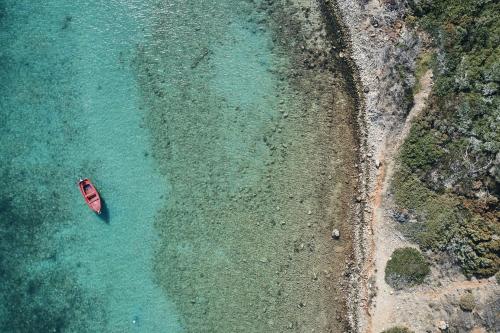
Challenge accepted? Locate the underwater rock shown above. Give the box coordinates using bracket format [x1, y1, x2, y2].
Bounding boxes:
[331, 229, 340, 239]
[62, 15, 72, 30]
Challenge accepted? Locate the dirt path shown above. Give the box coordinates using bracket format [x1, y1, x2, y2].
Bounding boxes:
[398, 70, 434, 145]
[365, 69, 433, 333]
[420, 279, 496, 300]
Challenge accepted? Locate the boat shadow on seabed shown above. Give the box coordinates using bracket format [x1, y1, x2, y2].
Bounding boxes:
[98, 196, 110, 224]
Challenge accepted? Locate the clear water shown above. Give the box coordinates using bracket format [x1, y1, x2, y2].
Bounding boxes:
[1, 1, 357, 332]
[1, 1, 181, 331]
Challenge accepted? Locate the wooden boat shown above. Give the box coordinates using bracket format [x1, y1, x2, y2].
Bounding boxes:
[78, 178, 101, 214]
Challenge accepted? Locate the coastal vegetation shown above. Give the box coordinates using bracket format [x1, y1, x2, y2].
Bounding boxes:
[384, 247, 430, 289]
[393, 0, 499, 277]
[458, 292, 476, 312]
[381, 326, 414, 333]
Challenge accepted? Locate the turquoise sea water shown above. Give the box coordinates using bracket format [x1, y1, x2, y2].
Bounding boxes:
[1, 1, 357, 332]
[1, 1, 181, 331]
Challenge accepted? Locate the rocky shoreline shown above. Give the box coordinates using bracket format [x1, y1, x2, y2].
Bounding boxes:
[267, 1, 366, 330]
[332, 0, 429, 330]
[317, 1, 367, 331]
[333, 0, 414, 332]
[285, 1, 370, 330]
[279, 0, 378, 330]
[302, 0, 428, 330]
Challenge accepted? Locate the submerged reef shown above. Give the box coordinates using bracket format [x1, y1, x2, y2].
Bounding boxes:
[135, 0, 361, 331]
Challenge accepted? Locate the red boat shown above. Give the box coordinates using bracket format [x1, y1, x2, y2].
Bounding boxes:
[78, 178, 102, 214]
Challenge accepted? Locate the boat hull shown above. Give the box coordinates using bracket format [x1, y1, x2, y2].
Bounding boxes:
[78, 178, 102, 214]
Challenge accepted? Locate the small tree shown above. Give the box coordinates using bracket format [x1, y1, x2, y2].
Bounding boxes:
[459, 292, 476, 312]
[385, 247, 430, 289]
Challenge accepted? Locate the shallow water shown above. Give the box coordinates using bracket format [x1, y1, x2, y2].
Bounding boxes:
[1, 1, 358, 332]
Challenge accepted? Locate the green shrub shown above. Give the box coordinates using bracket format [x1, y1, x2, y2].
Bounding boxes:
[381, 326, 414, 333]
[393, 166, 499, 276]
[393, 167, 433, 211]
[385, 247, 430, 289]
[459, 292, 476, 312]
[399, 123, 444, 173]
[412, 195, 461, 250]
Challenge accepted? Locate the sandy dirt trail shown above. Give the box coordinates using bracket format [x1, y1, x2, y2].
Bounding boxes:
[366, 69, 434, 333]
